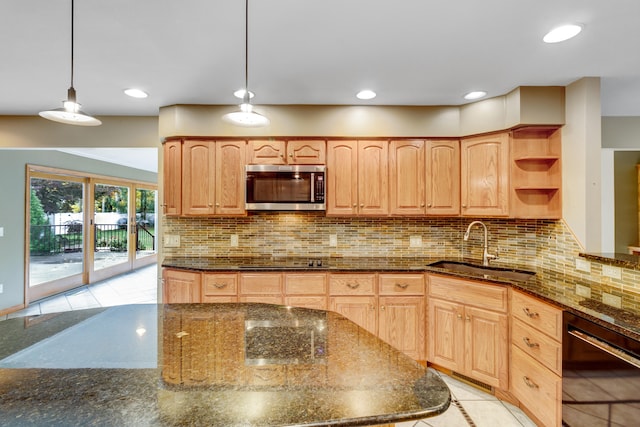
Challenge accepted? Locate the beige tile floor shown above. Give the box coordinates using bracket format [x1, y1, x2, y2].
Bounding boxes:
[2, 264, 536, 426]
[4, 264, 158, 320]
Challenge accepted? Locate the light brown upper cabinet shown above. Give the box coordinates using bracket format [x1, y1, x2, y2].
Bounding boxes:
[389, 140, 426, 215]
[248, 140, 326, 165]
[182, 140, 216, 215]
[163, 140, 182, 216]
[179, 139, 246, 217]
[461, 132, 510, 216]
[426, 140, 460, 215]
[327, 140, 388, 216]
[510, 127, 562, 219]
[215, 141, 247, 215]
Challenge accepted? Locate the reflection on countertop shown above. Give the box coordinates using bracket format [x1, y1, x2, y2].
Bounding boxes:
[0, 303, 450, 427]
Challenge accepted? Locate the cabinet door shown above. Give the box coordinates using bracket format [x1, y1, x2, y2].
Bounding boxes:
[162, 269, 201, 303]
[287, 140, 326, 164]
[358, 140, 389, 216]
[163, 140, 182, 216]
[461, 133, 509, 216]
[428, 298, 464, 372]
[379, 296, 426, 360]
[426, 140, 460, 215]
[326, 140, 358, 215]
[215, 141, 246, 215]
[248, 140, 286, 164]
[465, 305, 508, 389]
[182, 140, 216, 215]
[181, 312, 216, 384]
[389, 140, 425, 216]
[330, 296, 378, 336]
[161, 308, 182, 384]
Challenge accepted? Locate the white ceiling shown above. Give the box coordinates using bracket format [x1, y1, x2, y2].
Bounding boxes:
[2, 0, 640, 120]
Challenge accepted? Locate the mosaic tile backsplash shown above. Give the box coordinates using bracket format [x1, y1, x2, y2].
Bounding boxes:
[163, 213, 640, 310]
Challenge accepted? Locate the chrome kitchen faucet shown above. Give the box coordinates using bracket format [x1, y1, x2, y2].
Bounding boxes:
[463, 221, 498, 266]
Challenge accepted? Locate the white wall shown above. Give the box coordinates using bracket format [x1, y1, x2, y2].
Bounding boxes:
[562, 77, 602, 251]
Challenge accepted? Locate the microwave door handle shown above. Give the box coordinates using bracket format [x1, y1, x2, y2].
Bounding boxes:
[310, 173, 315, 202]
[569, 329, 640, 369]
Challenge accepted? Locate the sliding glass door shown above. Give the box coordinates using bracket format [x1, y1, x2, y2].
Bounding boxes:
[26, 167, 156, 304]
[28, 173, 87, 301]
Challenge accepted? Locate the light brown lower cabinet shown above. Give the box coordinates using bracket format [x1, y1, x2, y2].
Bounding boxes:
[162, 268, 201, 303]
[427, 274, 508, 389]
[329, 273, 427, 360]
[202, 273, 238, 303]
[284, 273, 328, 310]
[238, 272, 284, 304]
[509, 290, 563, 427]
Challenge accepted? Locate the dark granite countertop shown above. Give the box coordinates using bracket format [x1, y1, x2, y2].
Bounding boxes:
[162, 256, 640, 342]
[0, 303, 450, 426]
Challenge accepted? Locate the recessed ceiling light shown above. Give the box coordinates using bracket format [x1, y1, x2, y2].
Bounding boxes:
[234, 89, 255, 99]
[356, 89, 376, 100]
[464, 91, 487, 100]
[124, 88, 148, 98]
[543, 24, 583, 43]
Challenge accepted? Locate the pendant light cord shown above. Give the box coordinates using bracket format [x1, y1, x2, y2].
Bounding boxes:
[244, 0, 249, 99]
[70, 0, 75, 88]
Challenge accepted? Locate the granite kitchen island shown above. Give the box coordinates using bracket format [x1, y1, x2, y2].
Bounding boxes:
[0, 303, 450, 426]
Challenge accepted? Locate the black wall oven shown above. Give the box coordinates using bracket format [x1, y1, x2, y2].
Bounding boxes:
[563, 311, 640, 426]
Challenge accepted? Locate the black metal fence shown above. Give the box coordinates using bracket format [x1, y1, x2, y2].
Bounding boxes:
[30, 223, 155, 256]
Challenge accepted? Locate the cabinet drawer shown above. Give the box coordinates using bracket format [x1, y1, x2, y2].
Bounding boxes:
[512, 318, 562, 375]
[285, 273, 328, 295]
[512, 290, 563, 341]
[202, 273, 237, 296]
[239, 273, 283, 295]
[245, 366, 286, 386]
[428, 274, 507, 312]
[329, 274, 376, 295]
[511, 345, 562, 427]
[379, 274, 425, 295]
[239, 295, 284, 305]
[284, 296, 328, 311]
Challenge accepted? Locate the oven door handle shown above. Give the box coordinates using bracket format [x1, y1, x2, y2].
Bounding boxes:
[569, 329, 640, 369]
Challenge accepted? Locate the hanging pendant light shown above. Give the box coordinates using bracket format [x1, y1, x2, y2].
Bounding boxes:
[222, 0, 269, 127]
[39, 0, 101, 126]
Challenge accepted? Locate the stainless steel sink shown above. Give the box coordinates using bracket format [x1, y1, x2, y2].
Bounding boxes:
[427, 260, 535, 281]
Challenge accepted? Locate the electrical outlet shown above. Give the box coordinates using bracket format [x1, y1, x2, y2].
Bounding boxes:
[410, 235, 422, 247]
[602, 292, 622, 309]
[575, 284, 591, 298]
[230, 234, 239, 247]
[0, 227, 4, 237]
[602, 265, 622, 279]
[164, 234, 180, 248]
[0, 284, 3, 294]
[575, 258, 591, 273]
[329, 234, 337, 247]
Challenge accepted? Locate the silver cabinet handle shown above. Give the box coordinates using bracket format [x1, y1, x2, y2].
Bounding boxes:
[522, 308, 539, 318]
[522, 337, 540, 348]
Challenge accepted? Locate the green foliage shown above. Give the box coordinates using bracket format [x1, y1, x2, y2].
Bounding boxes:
[31, 178, 82, 215]
[30, 190, 48, 226]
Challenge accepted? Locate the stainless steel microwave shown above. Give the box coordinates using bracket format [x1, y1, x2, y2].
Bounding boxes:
[245, 164, 326, 211]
